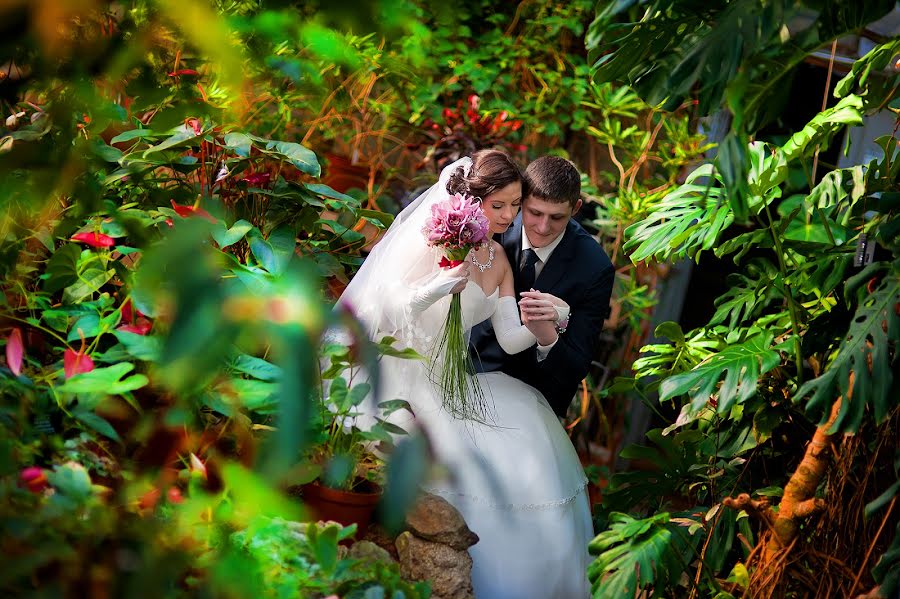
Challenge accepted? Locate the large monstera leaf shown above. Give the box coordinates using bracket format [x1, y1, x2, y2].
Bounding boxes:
[659, 331, 781, 415]
[624, 164, 732, 263]
[588, 511, 699, 599]
[780, 94, 864, 163]
[710, 259, 781, 329]
[794, 262, 900, 433]
[835, 37, 900, 111]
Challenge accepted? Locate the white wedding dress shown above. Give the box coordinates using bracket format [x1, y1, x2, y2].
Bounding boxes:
[338, 157, 592, 598]
[375, 282, 593, 599]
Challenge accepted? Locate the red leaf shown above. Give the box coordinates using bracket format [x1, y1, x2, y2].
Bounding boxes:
[64, 348, 95, 378]
[438, 257, 464, 268]
[170, 200, 216, 223]
[242, 172, 271, 186]
[6, 328, 23, 376]
[71, 232, 115, 248]
[117, 317, 152, 336]
[168, 69, 200, 77]
[186, 118, 202, 135]
[139, 487, 161, 510]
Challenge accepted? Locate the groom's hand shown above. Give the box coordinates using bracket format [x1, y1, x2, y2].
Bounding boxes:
[519, 290, 568, 321]
[519, 290, 561, 346]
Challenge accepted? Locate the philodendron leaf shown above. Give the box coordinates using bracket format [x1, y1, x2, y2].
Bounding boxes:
[794, 263, 899, 433]
[57, 362, 148, 397]
[63, 268, 115, 304]
[632, 322, 719, 380]
[142, 127, 196, 156]
[709, 259, 780, 329]
[588, 511, 699, 599]
[624, 164, 732, 263]
[780, 94, 864, 163]
[72, 410, 121, 442]
[44, 244, 82, 293]
[248, 227, 295, 274]
[211, 219, 253, 248]
[659, 332, 781, 415]
[248, 135, 320, 176]
[835, 37, 900, 100]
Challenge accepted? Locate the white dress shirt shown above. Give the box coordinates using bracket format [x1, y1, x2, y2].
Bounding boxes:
[521, 230, 566, 360]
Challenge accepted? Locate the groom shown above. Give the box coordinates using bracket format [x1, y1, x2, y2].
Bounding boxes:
[470, 156, 614, 417]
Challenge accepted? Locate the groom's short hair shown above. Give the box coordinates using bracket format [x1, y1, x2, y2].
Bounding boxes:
[524, 156, 580, 207]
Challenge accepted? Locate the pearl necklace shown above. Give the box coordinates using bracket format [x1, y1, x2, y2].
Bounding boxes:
[470, 244, 494, 272]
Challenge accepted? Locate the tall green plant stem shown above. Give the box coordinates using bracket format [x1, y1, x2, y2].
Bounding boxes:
[763, 203, 804, 384]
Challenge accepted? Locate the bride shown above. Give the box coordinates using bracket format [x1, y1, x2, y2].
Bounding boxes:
[339, 150, 592, 598]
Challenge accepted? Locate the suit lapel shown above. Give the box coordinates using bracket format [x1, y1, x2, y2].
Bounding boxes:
[533, 221, 577, 293]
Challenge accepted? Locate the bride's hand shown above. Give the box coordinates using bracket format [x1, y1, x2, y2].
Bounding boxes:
[409, 262, 470, 313]
[446, 262, 471, 295]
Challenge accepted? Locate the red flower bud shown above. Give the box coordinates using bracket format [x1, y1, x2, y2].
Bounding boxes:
[189, 453, 207, 480]
[71, 232, 115, 248]
[19, 467, 48, 493]
[170, 200, 216, 223]
[167, 486, 184, 504]
[6, 328, 23, 376]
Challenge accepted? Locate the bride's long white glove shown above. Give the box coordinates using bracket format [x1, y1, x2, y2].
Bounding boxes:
[408, 262, 470, 313]
[490, 296, 537, 354]
[380, 262, 470, 326]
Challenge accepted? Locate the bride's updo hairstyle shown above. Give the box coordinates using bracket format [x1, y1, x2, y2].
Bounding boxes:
[446, 149, 525, 201]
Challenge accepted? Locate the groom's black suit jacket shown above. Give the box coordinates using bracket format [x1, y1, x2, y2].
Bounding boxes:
[470, 215, 615, 417]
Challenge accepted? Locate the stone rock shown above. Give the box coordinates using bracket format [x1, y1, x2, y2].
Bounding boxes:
[361, 523, 399, 560]
[396, 531, 474, 599]
[405, 493, 479, 550]
[349, 540, 393, 564]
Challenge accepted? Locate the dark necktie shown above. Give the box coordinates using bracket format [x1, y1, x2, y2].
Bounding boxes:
[518, 248, 540, 295]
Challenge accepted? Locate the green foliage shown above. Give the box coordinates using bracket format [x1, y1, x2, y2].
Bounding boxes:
[588, 511, 701, 598]
[632, 322, 719, 380]
[794, 262, 900, 432]
[0, 2, 434, 595]
[659, 331, 781, 416]
[834, 37, 900, 110]
[588, 0, 895, 208]
[624, 164, 732, 262]
[231, 517, 430, 597]
[591, 5, 900, 595]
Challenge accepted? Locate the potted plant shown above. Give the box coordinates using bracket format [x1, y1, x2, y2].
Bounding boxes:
[298, 334, 419, 536]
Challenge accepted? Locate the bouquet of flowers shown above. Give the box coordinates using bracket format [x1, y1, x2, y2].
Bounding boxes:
[422, 192, 491, 421]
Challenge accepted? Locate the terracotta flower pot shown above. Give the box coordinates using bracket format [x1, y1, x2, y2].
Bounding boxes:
[323, 153, 369, 194]
[300, 480, 382, 537]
